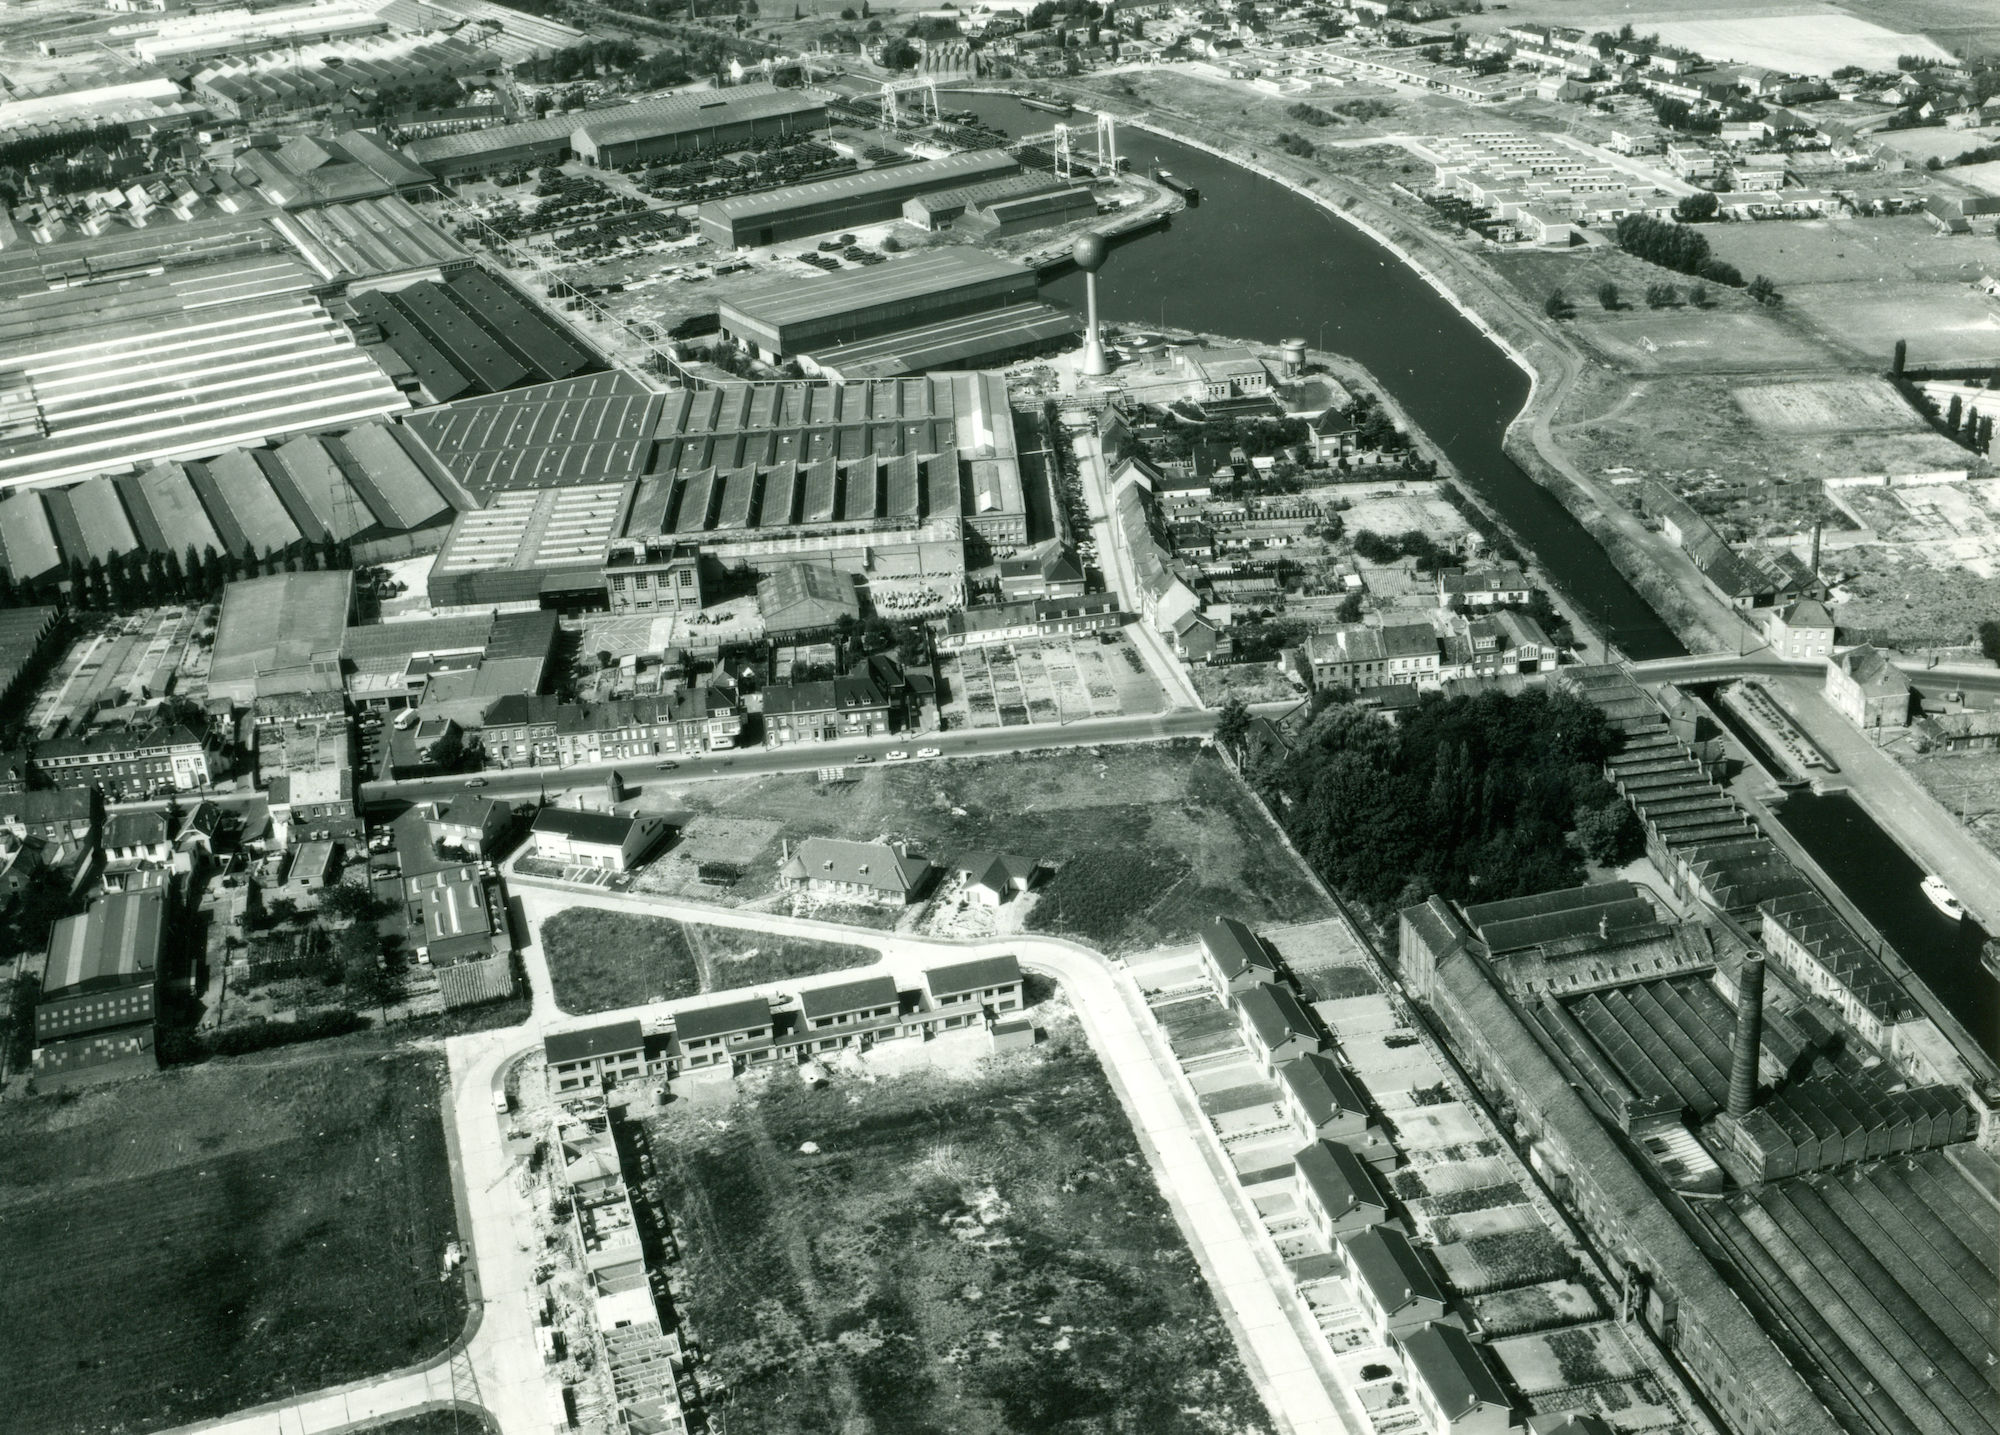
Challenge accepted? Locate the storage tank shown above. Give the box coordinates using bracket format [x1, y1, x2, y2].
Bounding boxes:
[1280, 337, 1308, 375]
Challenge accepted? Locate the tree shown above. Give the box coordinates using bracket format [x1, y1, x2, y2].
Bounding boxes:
[1574, 798, 1641, 864]
[341, 928, 403, 1017]
[1979, 618, 2000, 664]
[1213, 698, 1252, 759]
[1893, 337, 1908, 374]
[1336, 590, 1365, 622]
[1644, 282, 1677, 309]
[317, 880, 387, 924]
[598, 649, 615, 669]
[1687, 281, 1709, 309]
[1674, 190, 1719, 222]
[1947, 392, 1964, 435]
[1543, 287, 1570, 319]
[1597, 281, 1621, 311]
[1746, 273, 1782, 307]
[426, 725, 468, 773]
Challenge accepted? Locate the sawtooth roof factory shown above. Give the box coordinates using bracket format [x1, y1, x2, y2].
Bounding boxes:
[402, 82, 827, 179]
[413, 368, 1030, 611]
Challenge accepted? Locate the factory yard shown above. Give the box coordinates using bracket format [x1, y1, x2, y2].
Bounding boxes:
[27, 604, 214, 737]
[0, 1052, 465, 1435]
[937, 633, 1165, 728]
[644, 1000, 1270, 1435]
[625, 746, 1330, 950]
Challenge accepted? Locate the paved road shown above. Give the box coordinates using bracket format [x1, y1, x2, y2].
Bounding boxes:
[1631, 652, 2000, 697]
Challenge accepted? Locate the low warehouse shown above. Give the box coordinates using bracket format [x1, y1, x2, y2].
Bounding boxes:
[699, 149, 1020, 248]
[719, 248, 1039, 361]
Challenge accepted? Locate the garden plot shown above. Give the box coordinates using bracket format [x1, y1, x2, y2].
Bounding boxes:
[1471, 1280, 1603, 1338]
[1333, 1030, 1449, 1096]
[1431, 1225, 1578, 1296]
[1380, 1100, 1486, 1152]
[1733, 378, 1923, 434]
[1488, 1323, 1644, 1395]
[1157, 996, 1248, 1061]
[943, 635, 1153, 729]
[1335, 482, 1471, 543]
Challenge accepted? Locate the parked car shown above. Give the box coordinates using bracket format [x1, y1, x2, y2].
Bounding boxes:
[658, 761, 679, 770]
[916, 747, 941, 758]
[884, 750, 909, 761]
[465, 777, 488, 788]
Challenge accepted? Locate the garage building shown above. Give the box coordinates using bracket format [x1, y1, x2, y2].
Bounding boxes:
[719, 248, 1038, 361]
[699, 149, 1019, 248]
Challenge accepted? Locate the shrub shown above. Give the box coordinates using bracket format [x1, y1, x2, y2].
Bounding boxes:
[206, 1009, 368, 1057]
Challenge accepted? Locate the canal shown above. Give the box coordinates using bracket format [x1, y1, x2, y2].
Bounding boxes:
[958, 91, 1684, 663]
[958, 92, 1998, 1054]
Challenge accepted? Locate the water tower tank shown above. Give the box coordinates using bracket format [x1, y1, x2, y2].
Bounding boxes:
[1280, 337, 1308, 374]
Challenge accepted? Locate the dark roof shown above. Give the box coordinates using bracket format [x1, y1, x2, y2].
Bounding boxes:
[1202, 915, 1278, 979]
[674, 994, 771, 1042]
[1463, 882, 1646, 952]
[1280, 1051, 1369, 1125]
[1399, 1323, 1510, 1421]
[1294, 1139, 1389, 1221]
[545, 1018, 644, 1064]
[782, 837, 931, 895]
[42, 890, 164, 996]
[1344, 1225, 1445, 1314]
[926, 953, 1022, 997]
[1239, 981, 1319, 1050]
[797, 973, 897, 1020]
[1402, 896, 1475, 964]
[531, 806, 643, 846]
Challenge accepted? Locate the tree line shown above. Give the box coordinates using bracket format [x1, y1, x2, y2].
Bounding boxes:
[0, 535, 358, 613]
[1613, 213, 1745, 287]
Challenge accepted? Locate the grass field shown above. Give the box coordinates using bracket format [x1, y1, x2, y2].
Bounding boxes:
[538, 907, 878, 1013]
[359, 1410, 498, 1435]
[646, 1016, 1270, 1434]
[0, 1053, 464, 1435]
[630, 745, 1331, 952]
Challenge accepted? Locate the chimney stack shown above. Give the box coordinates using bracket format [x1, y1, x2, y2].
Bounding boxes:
[1728, 953, 1766, 1119]
[1810, 521, 1822, 580]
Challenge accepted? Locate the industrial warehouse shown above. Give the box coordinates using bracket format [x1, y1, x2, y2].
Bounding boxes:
[401, 82, 828, 179]
[698, 149, 1022, 248]
[718, 248, 1043, 361]
[417, 369, 1030, 610]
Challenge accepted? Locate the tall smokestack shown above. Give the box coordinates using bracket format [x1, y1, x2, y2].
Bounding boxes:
[1728, 954, 1766, 1119]
[1810, 522, 1822, 580]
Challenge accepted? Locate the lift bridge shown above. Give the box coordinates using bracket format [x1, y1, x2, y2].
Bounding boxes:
[1012, 113, 1120, 182]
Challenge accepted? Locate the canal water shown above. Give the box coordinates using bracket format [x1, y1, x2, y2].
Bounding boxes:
[957, 91, 1684, 663]
[956, 92, 1999, 1053]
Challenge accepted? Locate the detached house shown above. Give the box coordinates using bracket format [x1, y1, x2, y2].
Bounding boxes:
[1200, 915, 1284, 997]
[782, 837, 934, 907]
[1765, 599, 1835, 662]
[1437, 564, 1532, 609]
[1236, 980, 1323, 1074]
[1824, 644, 1910, 731]
[1341, 1225, 1452, 1342]
[1401, 1322, 1514, 1435]
[953, 851, 1039, 906]
[1293, 1138, 1394, 1241]
[529, 807, 671, 872]
[428, 793, 512, 857]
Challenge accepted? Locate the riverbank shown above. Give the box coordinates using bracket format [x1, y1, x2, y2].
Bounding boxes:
[1004, 74, 1740, 656]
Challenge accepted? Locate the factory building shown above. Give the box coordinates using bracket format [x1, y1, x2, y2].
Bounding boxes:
[719, 249, 1040, 362]
[403, 82, 827, 180]
[34, 890, 165, 1086]
[699, 149, 1019, 248]
[804, 302, 1081, 382]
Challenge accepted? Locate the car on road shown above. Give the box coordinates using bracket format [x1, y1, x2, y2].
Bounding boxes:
[657, 761, 679, 770]
[464, 777, 488, 787]
[916, 747, 941, 758]
[884, 750, 909, 761]
[851, 754, 876, 764]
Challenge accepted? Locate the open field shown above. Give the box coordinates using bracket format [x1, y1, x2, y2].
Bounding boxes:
[362, 1412, 499, 1435]
[1790, 281, 2000, 367]
[628, 746, 1331, 949]
[1734, 378, 1924, 433]
[645, 1011, 1270, 1435]
[0, 1053, 464, 1435]
[1829, 542, 2000, 646]
[538, 907, 877, 1013]
[1701, 217, 1996, 288]
[1554, 373, 1957, 524]
[1647, 13, 1951, 73]
[1849, 0, 2000, 56]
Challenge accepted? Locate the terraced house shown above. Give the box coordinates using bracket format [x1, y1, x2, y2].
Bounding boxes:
[32, 722, 215, 797]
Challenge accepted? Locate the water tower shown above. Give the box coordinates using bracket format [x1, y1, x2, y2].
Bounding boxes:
[1281, 337, 1308, 376]
[1073, 233, 1111, 377]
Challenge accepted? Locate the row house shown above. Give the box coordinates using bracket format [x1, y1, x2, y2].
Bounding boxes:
[1237, 980, 1323, 1076]
[1279, 1051, 1397, 1170]
[1200, 914, 1284, 997]
[762, 674, 892, 745]
[545, 1019, 651, 1095]
[795, 974, 901, 1053]
[1339, 1224, 1453, 1344]
[1402, 1322, 1515, 1435]
[1436, 564, 1532, 610]
[934, 593, 1125, 651]
[1441, 610, 1552, 682]
[922, 954, 1023, 1028]
[1301, 622, 1442, 690]
[32, 723, 215, 797]
[0, 786, 98, 862]
[482, 687, 743, 768]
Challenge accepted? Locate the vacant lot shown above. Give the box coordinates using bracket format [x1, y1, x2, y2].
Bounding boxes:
[1646, 11, 1950, 73]
[538, 906, 877, 1013]
[646, 1016, 1269, 1434]
[0, 1053, 464, 1435]
[631, 745, 1331, 951]
[1899, 747, 2000, 859]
